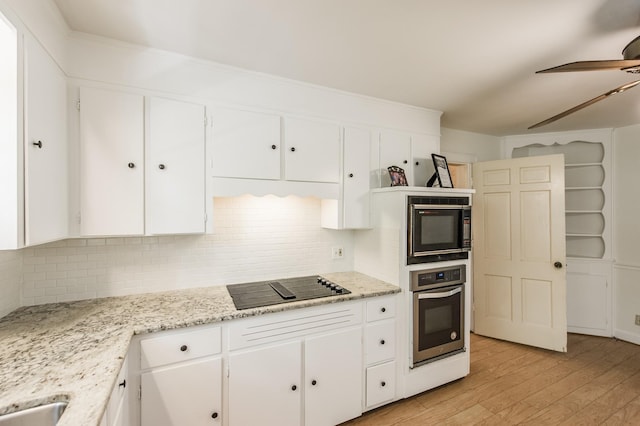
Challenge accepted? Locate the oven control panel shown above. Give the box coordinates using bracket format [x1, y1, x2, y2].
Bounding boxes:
[411, 264, 466, 291]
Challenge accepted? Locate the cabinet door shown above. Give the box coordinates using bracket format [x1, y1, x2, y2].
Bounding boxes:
[228, 341, 302, 426]
[411, 133, 439, 187]
[141, 357, 222, 426]
[211, 107, 281, 180]
[284, 117, 340, 183]
[80, 87, 144, 236]
[24, 35, 68, 246]
[379, 130, 412, 187]
[305, 328, 363, 426]
[343, 127, 371, 229]
[146, 97, 205, 235]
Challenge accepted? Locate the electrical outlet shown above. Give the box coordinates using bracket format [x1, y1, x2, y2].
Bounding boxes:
[635, 314, 640, 326]
[332, 247, 344, 259]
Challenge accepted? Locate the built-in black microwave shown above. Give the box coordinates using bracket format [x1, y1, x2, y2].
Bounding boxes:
[407, 196, 471, 264]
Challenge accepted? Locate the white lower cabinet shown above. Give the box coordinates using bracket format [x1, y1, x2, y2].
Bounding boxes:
[228, 327, 363, 426]
[103, 355, 130, 426]
[138, 326, 222, 426]
[228, 340, 302, 426]
[365, 361, 396, 408]
[141, 357, 222, 426]
[304, 328, 363, 426]
[363, 295, 397, 410]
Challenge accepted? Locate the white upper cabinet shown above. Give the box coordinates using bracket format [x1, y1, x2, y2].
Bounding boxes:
[284, 117, 341, 183]
[379, 130, 412, 187]
[411, 133, 440, 187]
[79, 88, 207, 236]
[79, 87, 145, 236]
[211, 107, 281, 180]
[23, 34, 68, 246]
[146, 97, 206, 235]
[322, 126, 371, 230]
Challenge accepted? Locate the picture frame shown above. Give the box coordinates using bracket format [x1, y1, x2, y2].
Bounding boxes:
[429, 154, 454, 188]
[387, 165, 408, 187]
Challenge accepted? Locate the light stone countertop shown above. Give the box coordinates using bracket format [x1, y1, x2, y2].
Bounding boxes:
[0, 271, 399, 426]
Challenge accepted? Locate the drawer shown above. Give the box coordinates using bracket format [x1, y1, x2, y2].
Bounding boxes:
[366, 296, 395, 322]
[365, 320, 395, 365]
[366, 361, 396, 408]
[140, 326, 221, 370]
[107, 354, 128, 424]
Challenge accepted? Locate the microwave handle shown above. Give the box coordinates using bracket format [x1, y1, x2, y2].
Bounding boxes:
[417, 287, 462, 299]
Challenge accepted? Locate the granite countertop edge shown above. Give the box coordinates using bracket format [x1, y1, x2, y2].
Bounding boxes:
[0, 271, 399, 426]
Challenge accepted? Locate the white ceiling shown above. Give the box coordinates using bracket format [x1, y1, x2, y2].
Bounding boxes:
[51, 0, 640, 136]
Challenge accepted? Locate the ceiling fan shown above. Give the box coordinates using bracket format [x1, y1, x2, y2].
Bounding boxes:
[529, 35, 640, 129]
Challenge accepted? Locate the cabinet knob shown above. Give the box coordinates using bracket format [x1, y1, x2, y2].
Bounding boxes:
[403, 160, 408, 164]
[348, 173, 354, 178]
[381, 381, 386, 387]
[33, 141, 43, 149]
[291, 385, 297, 391]
[554, 261, 563, 269]
[118, 379, 126, 388]
[290, 147, 296, 152]
[159, 164, 166, 170]
[380, 339, 386, 345]
[180, 344, 188, 352]
[271, 144, 277, 150]
[128, 162, 135, 169]
[415, 161, 420, 166]
[211, 412, 219, 419]
[381, 307, 386, 313]
[311, 379, 317, 386]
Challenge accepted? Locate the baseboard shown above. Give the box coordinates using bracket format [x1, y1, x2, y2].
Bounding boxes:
[614, 329, 640, 346]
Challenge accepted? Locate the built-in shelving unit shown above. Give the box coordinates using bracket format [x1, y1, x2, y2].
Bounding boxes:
[512, 140, 606, 259]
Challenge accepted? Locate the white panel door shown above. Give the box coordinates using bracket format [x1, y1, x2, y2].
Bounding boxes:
[211, 107, 281, 179]
[141, 357, 222, 426]
[24, 35, 68, 246]
[379, 130, 412, 187]
[343, 127, 371, 229]
[80, 87, 144, 236]
[146, 97, 205, 235]
[284, 117, 340, 183]
[305, 328, 362, 426]
[228, 340, 302, 426]
[473, 154, 567, 352]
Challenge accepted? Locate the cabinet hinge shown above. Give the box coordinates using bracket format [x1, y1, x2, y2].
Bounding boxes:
[76, 212, 81, 225]
[76, 99, 80, 111]
[138, 385, 142, 400]
[204, 114, 208, 127]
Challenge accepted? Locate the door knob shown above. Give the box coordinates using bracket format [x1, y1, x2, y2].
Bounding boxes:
[554, 261, 563, 269]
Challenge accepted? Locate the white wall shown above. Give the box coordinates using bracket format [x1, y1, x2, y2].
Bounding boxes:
[440, 127, 502, 162]
[612, 124, 640, 345]
[20, 196, 353, 306]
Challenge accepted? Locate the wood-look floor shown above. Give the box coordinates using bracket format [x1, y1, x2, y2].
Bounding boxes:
[344, 333, 640, 425]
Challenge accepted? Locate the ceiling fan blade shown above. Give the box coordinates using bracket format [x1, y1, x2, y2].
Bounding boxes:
[528, 79, 640, 129]
[536, 59, 640, 73]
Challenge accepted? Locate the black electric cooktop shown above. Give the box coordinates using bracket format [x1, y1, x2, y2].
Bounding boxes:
[226, 275, 351, 310]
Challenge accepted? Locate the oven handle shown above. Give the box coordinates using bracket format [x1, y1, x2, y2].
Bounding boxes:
[417, 287, 462, 299]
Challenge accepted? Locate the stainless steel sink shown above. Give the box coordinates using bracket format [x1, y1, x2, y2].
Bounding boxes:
[0, 402, 68, 426]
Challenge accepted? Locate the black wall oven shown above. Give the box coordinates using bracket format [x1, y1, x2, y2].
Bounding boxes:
[411, 264, 466, 366]
[407, 196, 471, 264]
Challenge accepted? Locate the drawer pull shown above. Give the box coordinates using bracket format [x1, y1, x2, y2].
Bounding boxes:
[380, 307, 386, 313]
[118, 379, 126, 388]
[180, 345, 188, 352]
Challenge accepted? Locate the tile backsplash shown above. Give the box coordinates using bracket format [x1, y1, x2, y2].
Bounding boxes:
[0, 250, 22, 317]
[19, 196, 354, 306]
